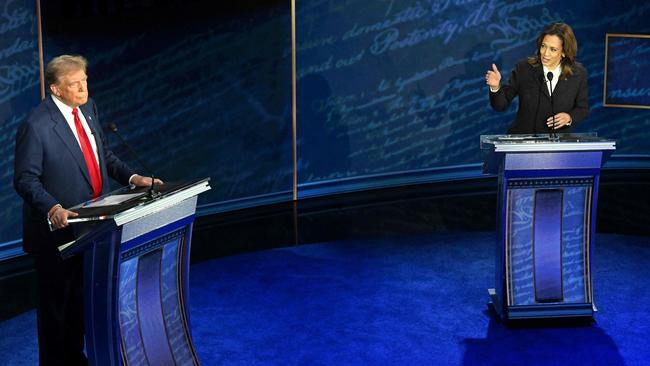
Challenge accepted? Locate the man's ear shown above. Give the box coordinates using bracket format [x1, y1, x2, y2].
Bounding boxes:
[49, 84, 59, 96]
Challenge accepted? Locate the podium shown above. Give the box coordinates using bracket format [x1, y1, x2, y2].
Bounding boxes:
[481, 134, 615, 320]
[58, 178, 211, 365]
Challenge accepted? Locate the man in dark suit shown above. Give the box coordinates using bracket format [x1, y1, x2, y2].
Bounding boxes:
[14, 55, 160, 365]
[485, 23, 589, 134]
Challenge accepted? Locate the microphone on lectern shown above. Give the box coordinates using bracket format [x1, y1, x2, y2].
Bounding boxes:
[546, 72, 557, 139]
[108, 122, 160, 198]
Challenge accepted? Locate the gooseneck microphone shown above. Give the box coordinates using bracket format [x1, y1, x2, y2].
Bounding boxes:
[546, 71, 557, 139]
[108, 122, 160, 198]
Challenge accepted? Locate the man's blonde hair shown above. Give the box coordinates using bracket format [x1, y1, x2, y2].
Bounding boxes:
[45, 55, 87, 88]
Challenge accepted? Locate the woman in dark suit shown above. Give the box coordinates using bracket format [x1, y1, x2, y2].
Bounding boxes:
[485, 23, 589, 134]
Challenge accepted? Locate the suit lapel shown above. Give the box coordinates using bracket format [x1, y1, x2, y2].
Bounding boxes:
[532, 65, 550, 99]
[46, 97, 94, 188]
[553, 76, 566, 99]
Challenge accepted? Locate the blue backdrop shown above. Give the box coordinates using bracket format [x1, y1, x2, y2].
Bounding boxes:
[296, 0, 650, 184]
[1, 0, 649, 250]
[0, 1, 294, 248]
[1, 0, 40, 246]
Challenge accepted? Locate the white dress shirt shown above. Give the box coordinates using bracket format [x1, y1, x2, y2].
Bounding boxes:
[542, 64, 562, 95]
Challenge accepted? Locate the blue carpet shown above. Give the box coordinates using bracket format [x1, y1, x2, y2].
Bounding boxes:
[1, 232, 649, 365]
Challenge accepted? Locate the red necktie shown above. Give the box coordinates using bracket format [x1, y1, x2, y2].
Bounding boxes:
[72, 108, 103, 198]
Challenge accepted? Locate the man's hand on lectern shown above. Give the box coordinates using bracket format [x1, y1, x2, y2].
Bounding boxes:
[48, 204, 78, 229]
[131, 174, 164, 187]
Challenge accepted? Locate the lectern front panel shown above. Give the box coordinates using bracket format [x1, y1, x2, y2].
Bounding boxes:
[118, 218, 198, 366]
[533, 189, 564, 303]
[506, 180, 591, 307]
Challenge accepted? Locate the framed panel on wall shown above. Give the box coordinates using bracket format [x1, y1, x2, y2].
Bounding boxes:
[603, 33, 650, 109]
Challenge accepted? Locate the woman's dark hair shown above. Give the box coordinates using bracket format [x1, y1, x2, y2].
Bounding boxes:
[528, 23, 577, 79]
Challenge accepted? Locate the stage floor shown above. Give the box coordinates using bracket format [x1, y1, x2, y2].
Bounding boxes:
[1, 232, 648, 365]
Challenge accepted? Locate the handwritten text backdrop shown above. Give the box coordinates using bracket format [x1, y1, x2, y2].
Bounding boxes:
[296, 0, 650, 183]
[0, 0, 40, 243]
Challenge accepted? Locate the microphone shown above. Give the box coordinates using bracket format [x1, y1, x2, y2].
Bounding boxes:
[108, 122, 160, 198]
[546, 72, 556, 139]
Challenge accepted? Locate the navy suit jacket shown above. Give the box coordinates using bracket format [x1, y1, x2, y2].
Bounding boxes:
[14, 96, 135, 253]
[489, 60, 589, 134]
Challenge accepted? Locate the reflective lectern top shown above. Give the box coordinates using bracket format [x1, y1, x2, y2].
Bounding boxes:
[480, 133, 616, 153]
[66, 178, 211, 225]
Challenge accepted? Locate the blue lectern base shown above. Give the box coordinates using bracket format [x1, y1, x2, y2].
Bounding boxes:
[61, 179, 211, 365]
[481, 134, 614, 322]
[488, 288, 595, 321]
